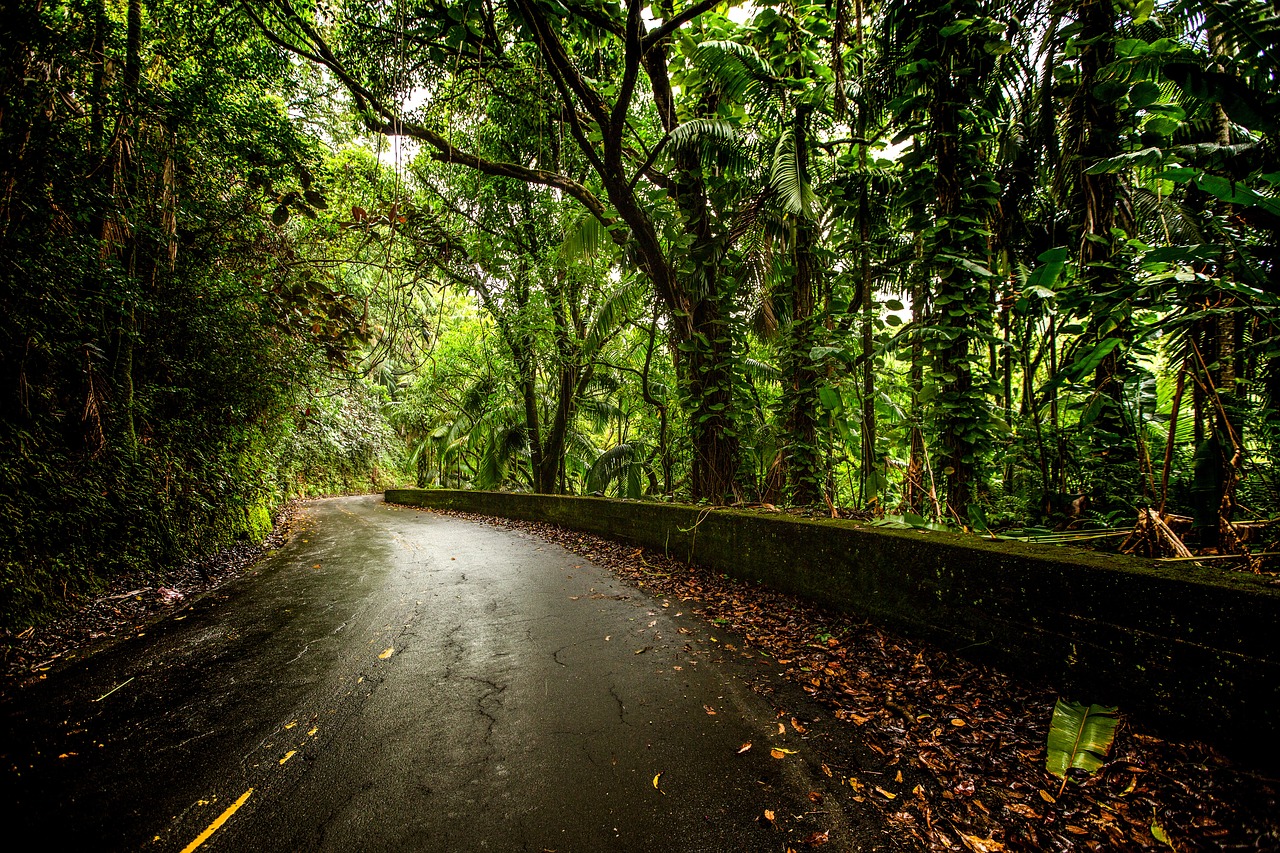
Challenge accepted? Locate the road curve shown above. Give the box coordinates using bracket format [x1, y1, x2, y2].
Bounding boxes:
[2, 495, 858, 851]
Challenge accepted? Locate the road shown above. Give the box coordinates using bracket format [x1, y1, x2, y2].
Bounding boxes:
[1, 495, 865, 851]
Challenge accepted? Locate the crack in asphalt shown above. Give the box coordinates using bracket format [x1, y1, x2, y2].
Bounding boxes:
[468, 676, 508, 748]
[607, 683, 629, 726]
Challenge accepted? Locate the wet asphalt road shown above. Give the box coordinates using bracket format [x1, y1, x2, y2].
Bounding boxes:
[1, 496, 857, 851]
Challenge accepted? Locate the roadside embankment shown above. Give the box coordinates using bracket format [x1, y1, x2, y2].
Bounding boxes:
[385, 489, 1280, 766]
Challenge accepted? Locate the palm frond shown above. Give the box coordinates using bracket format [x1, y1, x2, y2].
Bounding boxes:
[666, 118, 744, 154]
[577, 395, 623, 431]
[770, 132, 820, 217]
[743, 357, 781, 385]
[560, 214, 611, 263]
[586, 443, 644, 496]
[694, 40, 779, 107]
[582, 279, 647, 361]
[666, 118, 753, 177]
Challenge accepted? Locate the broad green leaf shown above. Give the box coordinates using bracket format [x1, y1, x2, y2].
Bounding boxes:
[1046, 700, 1119, 780]
[817, 386, 844, 413]
[1129, 81, 1161, 108]
[1143, 115, 1180, 136]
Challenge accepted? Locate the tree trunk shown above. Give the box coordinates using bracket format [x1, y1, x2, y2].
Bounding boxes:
[1071, 0, 1134, 469]
[783, 217, 822, 505]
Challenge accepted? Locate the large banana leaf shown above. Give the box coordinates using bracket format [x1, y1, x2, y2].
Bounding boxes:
[1046, 700, 1119, 780]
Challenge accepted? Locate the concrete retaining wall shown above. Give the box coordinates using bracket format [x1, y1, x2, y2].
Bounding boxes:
[386, 488, 1280, 764]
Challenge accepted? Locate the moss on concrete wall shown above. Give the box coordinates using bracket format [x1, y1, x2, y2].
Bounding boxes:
[385, 489, 1280, 764]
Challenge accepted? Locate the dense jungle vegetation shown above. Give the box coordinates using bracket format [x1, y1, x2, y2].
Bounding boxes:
[3, 0, 1278, 626]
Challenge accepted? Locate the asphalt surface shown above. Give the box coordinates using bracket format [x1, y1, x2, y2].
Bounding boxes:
[1, 496, 864, 852]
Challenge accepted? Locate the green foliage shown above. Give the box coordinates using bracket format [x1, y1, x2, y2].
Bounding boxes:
[272, 382, 406, 498]
[0, 0, 375, 627]
[8, 0, 1280, 632]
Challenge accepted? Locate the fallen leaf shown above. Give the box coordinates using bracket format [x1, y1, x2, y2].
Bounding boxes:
[820, 763, 832, 777]
[737, 742, 752, 754]
[770, 748, 797, 759]
[950, 718, 967, 727]
[279, 750, 296, 765]
[652, 772, 663, 791]
[895, 770, 904, 783]
[378, 647, 394, 659]
[763, 809, 776, 823]
[1065, 825, 1088, 835]
[958, 834, 1005, 852]
[791, 717, 807, 734]
[808, 791, 824, 803]
[634, 646, 652, 655]
[1006, 803, 1040, 819]
[777, 722, 787, 735]
[801, 830, 829, 846]
[1152, 820, 1173, 848]
[1037, 789, 1055, 804]
[874, 786, 897, 800]
[703, 705, 717, 715]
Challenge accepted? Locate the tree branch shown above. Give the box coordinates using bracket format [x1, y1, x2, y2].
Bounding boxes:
[611, 0, 645, 134]
[642, 0, 738, 51]
[247, 0, 612, 225]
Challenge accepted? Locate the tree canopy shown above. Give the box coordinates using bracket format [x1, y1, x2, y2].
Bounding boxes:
[4, 0, 1279, 623]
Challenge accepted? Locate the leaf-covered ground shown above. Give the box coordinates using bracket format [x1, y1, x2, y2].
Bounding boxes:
[429, 507, 1279, 853]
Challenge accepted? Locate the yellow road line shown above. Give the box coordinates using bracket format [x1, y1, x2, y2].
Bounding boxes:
[179, 788, 253, 853]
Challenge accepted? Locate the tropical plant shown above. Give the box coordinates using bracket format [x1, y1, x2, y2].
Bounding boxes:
[1045, 698, 1120, 794]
